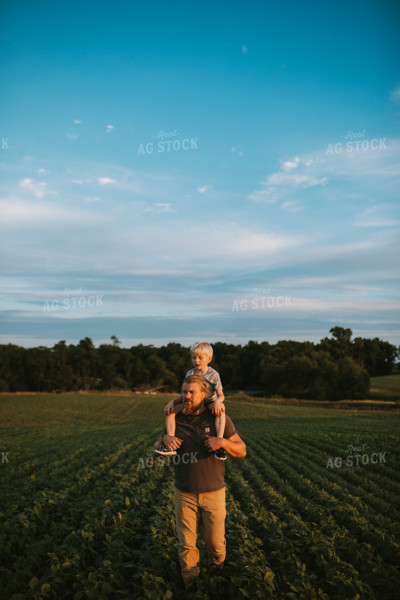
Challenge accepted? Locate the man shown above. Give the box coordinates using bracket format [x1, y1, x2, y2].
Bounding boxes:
[161, 374, 246, 586]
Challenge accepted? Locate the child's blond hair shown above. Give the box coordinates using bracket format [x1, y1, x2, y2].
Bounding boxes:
[190, 341, 213, 357]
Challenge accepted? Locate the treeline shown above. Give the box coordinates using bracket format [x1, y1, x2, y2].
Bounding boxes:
[0, 328, 398, 400]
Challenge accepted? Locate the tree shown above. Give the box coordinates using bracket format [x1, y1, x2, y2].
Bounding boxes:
[0, 344, 26, 391]
[319, 327, 352, 360]
[352, 337, 398, 376]
[97, 343, 120, 389]
[0, 327, 393, 394]
[259, 348, 369, 400]
[158, 343, 189, 385]
[110, 335, 121, 347]
[69, 338, 97, 389]
[213, 343, 243, 389]
[330, 326, 352, 344]
[51, 341, 74, 390]
[24, 347, 53, 391]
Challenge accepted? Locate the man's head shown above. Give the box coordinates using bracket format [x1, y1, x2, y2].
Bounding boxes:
[190, 341, 213, 372]
[181, 375, 209, 414]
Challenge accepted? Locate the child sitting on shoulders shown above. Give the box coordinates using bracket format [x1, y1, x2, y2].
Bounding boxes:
[154, 341, 226, 460]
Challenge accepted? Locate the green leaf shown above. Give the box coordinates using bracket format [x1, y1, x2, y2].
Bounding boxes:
[29, 577, 39, 590]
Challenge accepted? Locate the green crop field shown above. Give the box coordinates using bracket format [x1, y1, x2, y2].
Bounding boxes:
[369, 374, 400, 399]
[0, 394, 399, 600]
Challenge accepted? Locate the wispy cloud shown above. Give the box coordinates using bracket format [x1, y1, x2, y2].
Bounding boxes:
[197, 185, 213, 194]
[282, 157, 300, 171]
[231, 146, 244, 157]
[155, 203, 172, 212]
[0, 199, 105, 228]
[98, 177, 117, 185]
[249, 138, 400, 205]
[19, 178, 48, 198]
[281, 200, 303, 212]
[275, 297, 400, 314]
[249, 156, 327, 203]
[354, 206, 400, 227]
[118, 221, 302, 266]
[267, 171, 327, 187]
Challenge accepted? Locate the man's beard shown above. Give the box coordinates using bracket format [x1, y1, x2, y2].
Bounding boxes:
[182, 401, 200, 415]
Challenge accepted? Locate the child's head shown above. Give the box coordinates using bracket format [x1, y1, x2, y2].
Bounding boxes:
[190, 341, 213, 371]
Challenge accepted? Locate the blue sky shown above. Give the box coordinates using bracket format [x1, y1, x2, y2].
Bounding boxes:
[1, 0, 399, 348]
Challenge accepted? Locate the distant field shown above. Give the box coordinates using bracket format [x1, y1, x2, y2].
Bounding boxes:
[0, 394, 399, 599]
[370, 374, 400, 399]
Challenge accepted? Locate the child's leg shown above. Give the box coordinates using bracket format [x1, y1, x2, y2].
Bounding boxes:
[214, 412, 227, 460]
[166, 403, 184, 436]
[215, 412, 226, 438]
[166, 412, 176, 436]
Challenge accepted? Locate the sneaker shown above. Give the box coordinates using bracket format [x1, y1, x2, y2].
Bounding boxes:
[154, 444, 176, 456]
[215, 448, 227, 461]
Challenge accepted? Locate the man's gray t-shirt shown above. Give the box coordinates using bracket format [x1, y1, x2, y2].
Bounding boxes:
[174, 409, 236, 493]
[185, 367, 223, 402]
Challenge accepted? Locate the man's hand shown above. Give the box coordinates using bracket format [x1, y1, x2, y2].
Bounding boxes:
[204, 436, 224, 452]
[208, 399, 225, 416]
[163, 434, 183, 451]
[204, 433, 246, 458]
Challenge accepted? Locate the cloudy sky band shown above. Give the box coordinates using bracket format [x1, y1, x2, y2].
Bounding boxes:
[1, 0, 399, 347]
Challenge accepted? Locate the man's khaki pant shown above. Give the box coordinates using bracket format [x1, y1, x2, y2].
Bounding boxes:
[174, 487, 226, 585]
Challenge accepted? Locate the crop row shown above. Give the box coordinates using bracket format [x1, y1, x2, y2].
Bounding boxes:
[254, 433, 400, 532]
[255, 434, 399, 536]
[1, 433, 161, 598]
[285, 433, 400, 498]
[226, 461, 363, 600]
[239, 441, 399, 598]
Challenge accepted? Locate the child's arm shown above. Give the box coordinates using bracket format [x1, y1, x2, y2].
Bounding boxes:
[216, 389, 225, 403]
[164, 394, 183, 415]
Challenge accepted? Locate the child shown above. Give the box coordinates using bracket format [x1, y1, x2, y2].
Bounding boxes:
[154, 341, 227, 460]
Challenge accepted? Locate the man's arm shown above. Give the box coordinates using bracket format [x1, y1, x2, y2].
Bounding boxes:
[204, 432, 246, 458]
